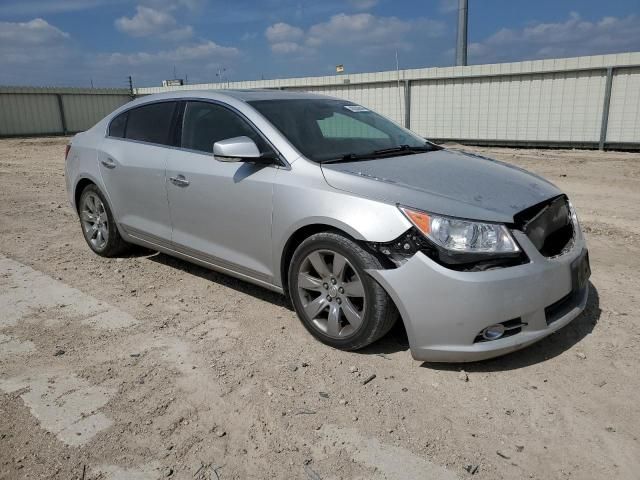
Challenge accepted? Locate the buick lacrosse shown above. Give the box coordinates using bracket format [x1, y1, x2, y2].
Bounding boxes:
[65, 90, 590, 362]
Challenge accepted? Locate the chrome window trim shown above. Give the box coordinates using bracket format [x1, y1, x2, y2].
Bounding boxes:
[104, 97, 289, 168]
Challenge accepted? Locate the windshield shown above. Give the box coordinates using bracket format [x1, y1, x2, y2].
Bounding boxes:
[248, 99, 431, 162]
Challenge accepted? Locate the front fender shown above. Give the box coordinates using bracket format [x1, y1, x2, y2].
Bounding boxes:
[271, 161, 412, 288]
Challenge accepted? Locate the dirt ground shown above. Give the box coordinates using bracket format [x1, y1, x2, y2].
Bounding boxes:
[0, 137, 639, 480]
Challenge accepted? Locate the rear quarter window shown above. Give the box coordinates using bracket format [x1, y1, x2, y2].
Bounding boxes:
[108, 112, 127, 138]
[125, 102, 177, 145]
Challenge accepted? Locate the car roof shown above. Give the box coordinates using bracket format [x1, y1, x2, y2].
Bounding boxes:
[223, 89, 333, 101]
[137, 89, 336, 104]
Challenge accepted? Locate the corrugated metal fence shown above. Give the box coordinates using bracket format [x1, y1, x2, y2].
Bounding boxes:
[0, 87, 131, 137]
[138, 51, 640, 150]
[2, 52, 639, 149]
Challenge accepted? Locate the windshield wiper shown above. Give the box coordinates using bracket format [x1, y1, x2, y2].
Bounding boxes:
[370, 144, 436, 156]
[320, 144, 437, 164]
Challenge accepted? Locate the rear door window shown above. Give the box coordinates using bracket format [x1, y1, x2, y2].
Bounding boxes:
[125, 102, 177, 145]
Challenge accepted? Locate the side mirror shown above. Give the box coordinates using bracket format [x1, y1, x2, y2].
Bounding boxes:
[213, 136, 275, 164]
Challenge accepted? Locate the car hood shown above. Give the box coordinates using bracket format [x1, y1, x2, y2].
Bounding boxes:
[320, 149, 562, 223]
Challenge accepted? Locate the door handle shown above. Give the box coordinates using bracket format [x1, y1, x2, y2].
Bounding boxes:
[100, 158, 116, 169]
[169, 175, 190, 187]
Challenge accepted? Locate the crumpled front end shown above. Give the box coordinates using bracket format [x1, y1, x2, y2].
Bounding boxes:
[367, 204, 590, 363]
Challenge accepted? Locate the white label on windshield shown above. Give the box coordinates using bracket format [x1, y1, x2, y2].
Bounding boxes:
[344, 105, 369, 112]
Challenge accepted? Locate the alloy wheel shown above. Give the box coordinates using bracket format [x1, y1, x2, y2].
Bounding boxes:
[80, 192, 109, 250]
[296, 249, 366, 339]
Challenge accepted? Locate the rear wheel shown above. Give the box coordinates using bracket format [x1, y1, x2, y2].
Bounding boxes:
[78, 184, 129, 257]
[288, 232, 397, 351]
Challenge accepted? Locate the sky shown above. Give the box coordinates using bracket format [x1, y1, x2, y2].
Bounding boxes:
[1, 0, 639, 88]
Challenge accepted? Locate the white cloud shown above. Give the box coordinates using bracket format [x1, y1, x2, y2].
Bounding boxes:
[115, 6, 193, 40]
[270, 41, 306, 54]
[265, 22, 304, 43]
[0, 18, 77, 85]
[265, 13, 445, 57]
[307, 13, 444, 50]
[0, 18, 71, 65]
[0, 13, 241, 86]
[101, 41, 240, 66]
[141, 0, 203, 11]
[348, 0, 378, 10]
[0, 0, 199, 17]
[162, 26, 194, 41]
[90, 40, 242, 86]
[0, 18, 70, 46]
[265, 22, 307, 53]
[241, 32, 258, 41]
[0, 0, 111, 16]
[469, 13, 640, 63]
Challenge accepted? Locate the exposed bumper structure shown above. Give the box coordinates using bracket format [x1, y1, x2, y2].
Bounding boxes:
[368, 230, 589, 363]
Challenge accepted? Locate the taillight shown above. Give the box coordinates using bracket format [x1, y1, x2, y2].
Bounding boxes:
[65, 144, 71, 160]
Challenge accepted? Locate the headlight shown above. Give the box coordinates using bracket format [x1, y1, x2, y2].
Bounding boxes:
[568, 200, 580, 229]
[399, 206, 520, 254]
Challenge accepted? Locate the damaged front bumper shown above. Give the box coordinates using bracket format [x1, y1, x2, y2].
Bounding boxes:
[367, 230, 589, 363]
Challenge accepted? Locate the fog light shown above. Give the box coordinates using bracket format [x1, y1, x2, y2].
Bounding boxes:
[481, 324, 505, 341]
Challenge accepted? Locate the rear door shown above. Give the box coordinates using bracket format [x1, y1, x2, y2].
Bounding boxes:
[98, 101, 177, 246]
[166, 100, 277, 284]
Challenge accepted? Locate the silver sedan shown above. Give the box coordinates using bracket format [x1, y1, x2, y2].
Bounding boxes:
[65, 89, 590, 362]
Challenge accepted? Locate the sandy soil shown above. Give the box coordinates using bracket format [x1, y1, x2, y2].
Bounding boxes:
[0, 137, 639, 480]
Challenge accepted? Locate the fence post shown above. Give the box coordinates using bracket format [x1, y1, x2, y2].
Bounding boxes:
[599, 67, 614, 150]
[56, 94, 68, 135]
[403, 79, 411, 129]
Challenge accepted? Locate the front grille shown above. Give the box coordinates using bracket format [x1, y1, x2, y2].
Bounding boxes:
[514, 195, 574, 257]
[545, 286, 585, 325]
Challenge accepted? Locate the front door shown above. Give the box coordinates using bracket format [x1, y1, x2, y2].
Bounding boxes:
[166, 101, 277, 284]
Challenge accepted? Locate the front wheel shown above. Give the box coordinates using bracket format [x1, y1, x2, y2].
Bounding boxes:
[288, 232, 397, 351]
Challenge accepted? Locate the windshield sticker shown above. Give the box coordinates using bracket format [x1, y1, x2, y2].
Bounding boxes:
[344, 105, 369, 113]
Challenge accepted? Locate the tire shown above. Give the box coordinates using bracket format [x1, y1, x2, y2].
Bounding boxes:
[288, 231, 397, 351]
[78, 184, 130, 257]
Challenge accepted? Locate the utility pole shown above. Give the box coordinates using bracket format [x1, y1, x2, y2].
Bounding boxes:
[128, 75, 134, 99]
[395, 50, 403, 125]
[216, 67, 227, 86]
[455, 0, 468, 66]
